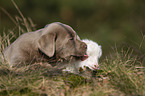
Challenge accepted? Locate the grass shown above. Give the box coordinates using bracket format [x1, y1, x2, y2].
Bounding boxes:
[0, 49, 144, 96]
[0, 1, 145, 95]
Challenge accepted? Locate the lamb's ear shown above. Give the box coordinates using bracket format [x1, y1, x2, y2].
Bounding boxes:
[99, 45, 102, 58]
[37, 33, 56, 57]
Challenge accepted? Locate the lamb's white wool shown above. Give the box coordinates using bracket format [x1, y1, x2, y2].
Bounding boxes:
[63, 39, 102, 74]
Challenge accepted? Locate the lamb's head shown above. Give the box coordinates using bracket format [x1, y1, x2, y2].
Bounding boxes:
[75, 39, 102, 71]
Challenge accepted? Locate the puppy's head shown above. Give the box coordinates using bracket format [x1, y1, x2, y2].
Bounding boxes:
[37, 22, 87, 62]
[76, 39, 102, 71]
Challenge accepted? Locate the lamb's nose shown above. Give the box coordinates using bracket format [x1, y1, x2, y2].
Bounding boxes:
[94, 65, 99, 69]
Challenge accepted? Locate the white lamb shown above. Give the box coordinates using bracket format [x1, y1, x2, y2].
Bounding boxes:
[63, 39, 102, 74]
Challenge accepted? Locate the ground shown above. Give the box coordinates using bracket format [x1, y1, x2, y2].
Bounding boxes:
[0, 50, 144, 96]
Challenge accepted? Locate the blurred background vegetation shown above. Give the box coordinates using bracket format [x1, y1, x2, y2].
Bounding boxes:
[0, 0, 145, 62]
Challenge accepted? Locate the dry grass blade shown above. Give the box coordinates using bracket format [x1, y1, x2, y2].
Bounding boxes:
[28, 17, 37, 30]
[139, 31, 145, 49]
[11, 0, 32, 32]
[0, 7, 17, 25]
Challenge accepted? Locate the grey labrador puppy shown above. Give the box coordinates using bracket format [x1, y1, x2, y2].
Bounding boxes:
[1, 22, 87, 67]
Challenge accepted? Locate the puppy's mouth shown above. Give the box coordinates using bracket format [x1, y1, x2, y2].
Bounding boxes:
[72, 55, 88, 61]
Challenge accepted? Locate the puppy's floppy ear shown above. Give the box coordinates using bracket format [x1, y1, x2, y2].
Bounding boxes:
[37, 33, 56, 57]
